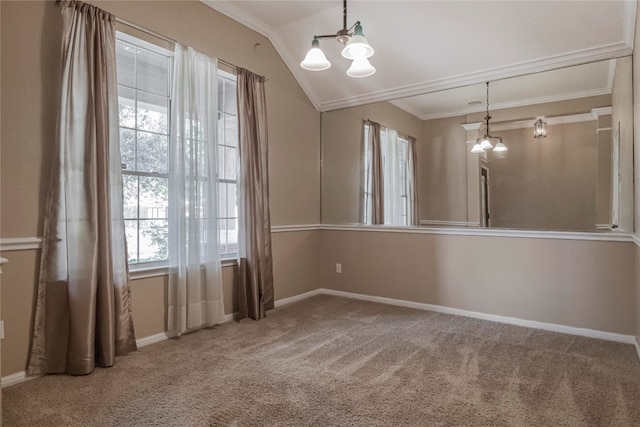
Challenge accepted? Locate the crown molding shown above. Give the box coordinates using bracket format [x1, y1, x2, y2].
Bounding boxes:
[318, 42, 631, 112]
[488, 107, 611, 132]
[201, 0, 273, 38]
[418, 87, 613, 121]
[201, 1, 632, 115]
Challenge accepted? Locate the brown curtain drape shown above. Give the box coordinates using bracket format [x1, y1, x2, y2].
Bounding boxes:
[407, 136, 419, 226]
[28, 0, 136, 376]
[236, 68, 274, 320]
[370, 121, 384, 224]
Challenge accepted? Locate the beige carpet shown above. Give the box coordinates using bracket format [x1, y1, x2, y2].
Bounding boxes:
[4, 295, 640, 426]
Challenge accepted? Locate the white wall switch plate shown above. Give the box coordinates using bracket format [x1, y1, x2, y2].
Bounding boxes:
[336, 263, 342, 274]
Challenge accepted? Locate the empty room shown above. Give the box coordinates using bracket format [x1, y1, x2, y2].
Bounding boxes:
[1, 0, 640, 425]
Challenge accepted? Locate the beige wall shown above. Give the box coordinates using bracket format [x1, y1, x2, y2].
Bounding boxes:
[416, 96, 613, 230]
[320, 230, 636, 335]
[488, 121, 598, 231]
[0, 1, 321, 378]
[321, 101, 423, 224]
[418, 116, 468, 222]
[611, 56, 634, 233]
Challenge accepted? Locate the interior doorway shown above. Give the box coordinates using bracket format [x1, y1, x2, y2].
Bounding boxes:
[480, 166, 490, 227]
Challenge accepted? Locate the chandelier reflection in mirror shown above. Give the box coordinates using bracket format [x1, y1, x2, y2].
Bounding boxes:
[300, 0, 375, 78]
[533, 118, 548, 138]
[471, 82, 507, 153]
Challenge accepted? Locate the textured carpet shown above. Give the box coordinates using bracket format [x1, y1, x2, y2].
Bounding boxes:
[4, 295, 640, 426]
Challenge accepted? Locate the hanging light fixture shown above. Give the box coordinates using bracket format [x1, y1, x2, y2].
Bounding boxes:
[300, 0, 375, 78]
[470, 82, 508, 153]
[533, 118, 547, 139]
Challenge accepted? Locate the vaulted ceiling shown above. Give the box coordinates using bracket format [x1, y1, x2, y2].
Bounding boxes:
[202, 1, 635, 115]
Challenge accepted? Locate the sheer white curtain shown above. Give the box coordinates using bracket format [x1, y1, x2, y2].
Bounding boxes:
[168, 44, 225, 333]
[382, 129, 404, 225]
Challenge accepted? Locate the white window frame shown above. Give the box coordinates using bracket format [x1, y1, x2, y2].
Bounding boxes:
[116, 32, 173, 269]
[115, 32, 240, 272]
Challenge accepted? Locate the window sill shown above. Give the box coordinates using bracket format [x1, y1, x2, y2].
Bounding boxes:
[129, 258, 238, 281]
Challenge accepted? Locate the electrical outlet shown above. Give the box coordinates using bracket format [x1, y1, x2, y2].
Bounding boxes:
[336, 263, 342, 274]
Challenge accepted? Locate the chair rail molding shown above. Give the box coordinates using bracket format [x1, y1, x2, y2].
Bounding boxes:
[0, 237, 43, 252]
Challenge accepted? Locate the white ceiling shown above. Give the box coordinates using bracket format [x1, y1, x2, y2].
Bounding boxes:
[202, 1, 635, 114]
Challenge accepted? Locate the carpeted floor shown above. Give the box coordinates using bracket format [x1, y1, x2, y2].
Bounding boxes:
[4, 295, 640, 426]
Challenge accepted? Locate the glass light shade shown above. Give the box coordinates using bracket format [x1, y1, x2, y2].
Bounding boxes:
[300, 39, 331, 71]
[534, 118, 547, 139]
[341, 24, 374, 59]
[470, 143, 485, 154]
[346, 58, 376, 78]
[493, 141, 508, 152]
[479, 136, 493, 150]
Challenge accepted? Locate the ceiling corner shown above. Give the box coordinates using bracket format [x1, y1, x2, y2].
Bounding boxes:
[201, 0, 274, 38]
[623, 0, 637, 49]
[268, 32, 322, 111]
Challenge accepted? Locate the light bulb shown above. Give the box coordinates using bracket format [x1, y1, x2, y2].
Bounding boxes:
[479, 136, 493, 150]
[341, 24, 374, 60]
[493, 141, 508, 152]
[300, 39, 331, 71]
[470, 143, 484, 154]
[346, 58, 376, 78]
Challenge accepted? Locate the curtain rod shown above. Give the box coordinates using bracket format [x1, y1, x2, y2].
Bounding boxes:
[115, 17, 237, 72]
[365, 119, 416, 141]
[55, 1, 259, 76]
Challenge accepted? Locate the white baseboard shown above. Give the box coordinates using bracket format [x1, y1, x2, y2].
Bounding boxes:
[318, 288, 637, 345]
[274, 289, 323, 308]
[5, 288, 638, 388]
[1, 371, 39, 388]
[135, 332, 175, 348]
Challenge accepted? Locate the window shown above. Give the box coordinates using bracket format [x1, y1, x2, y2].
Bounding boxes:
[116, 34, 172, 265]
[217, 73, 239, 257]
[116, 33, 239, 266]
[363, 122, 411, 226]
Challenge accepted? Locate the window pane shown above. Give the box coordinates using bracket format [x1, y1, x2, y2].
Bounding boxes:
[124, 220, 138, 263]
[223, 79, 237, 115]
[136, 49, 169, 96]
[218, 182, 228, 218]
[222, 147, 237, 180]
[139, 220, 168, 262]
[224, 115, 238, 147]
[137, 91, 168, 134]
[116, 42, 135, 87]
[219, 218, 238, 255]
[120, 128, 135, 171]
[226, 183, 237, 218]
[122, 175, 138, 220]
[139, 177, 168, 219]
[118, 87, 136, 129]
[137, 131, 168, 174]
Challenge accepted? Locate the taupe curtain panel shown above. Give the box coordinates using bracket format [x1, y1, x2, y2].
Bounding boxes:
[236, 68, 274, 320]
[407, 136, 419, 226]
[369, 121, 384, 224]
[29, 0, 136, 376]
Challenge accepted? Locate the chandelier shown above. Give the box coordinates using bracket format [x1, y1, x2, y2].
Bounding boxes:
[533, 118, 547, 138]
[471, 82, 508, 153]
[300, 0, 376, 78]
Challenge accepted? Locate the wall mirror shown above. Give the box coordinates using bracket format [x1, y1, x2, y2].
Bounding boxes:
[321, 56, 633, 233]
